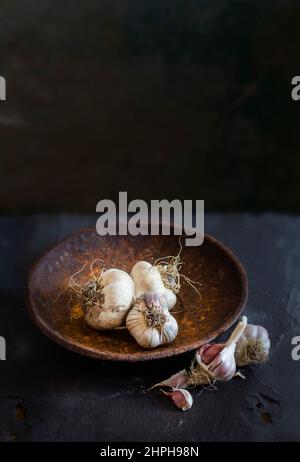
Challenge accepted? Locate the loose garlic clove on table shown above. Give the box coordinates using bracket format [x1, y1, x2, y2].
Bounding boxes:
[189, 316, 248, 386]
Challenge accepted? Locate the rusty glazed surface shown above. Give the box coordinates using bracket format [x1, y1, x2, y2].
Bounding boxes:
[28, 229, 248, 361]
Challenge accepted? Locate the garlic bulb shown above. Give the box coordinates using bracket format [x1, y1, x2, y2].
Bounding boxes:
[126, 292, 178, 349]
[235, 323, 270, 366]
[83, 268, 135, 330]
[131, 261, 177, 310]
[189, 317, 248, 386]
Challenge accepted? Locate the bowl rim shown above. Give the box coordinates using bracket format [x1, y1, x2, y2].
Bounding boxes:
[27, 227, 248, 362]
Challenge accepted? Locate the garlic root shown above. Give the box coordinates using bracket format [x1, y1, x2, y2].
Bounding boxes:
[187, 361, 215, 387]
[235, 322, 270, 366]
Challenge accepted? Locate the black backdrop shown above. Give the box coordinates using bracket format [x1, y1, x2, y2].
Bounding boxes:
[1, 0, 300, 212]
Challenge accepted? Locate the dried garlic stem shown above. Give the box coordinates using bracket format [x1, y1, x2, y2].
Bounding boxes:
[235, 371, 246, 379]
[225, 316, 248, 348]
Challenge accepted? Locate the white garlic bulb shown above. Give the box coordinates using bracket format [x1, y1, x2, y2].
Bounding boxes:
[131, 261, 177, 310]
[235, 323, 270, 366]
[126, 292, 178, 349]
[84, 269, 135, 330]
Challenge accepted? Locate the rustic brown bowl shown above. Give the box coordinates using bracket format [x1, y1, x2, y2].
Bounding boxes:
[28, 228, 248, 362]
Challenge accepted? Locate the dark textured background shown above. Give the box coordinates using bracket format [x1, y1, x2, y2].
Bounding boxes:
[1, 0, 300, 444]
[1, 0, 300, 212]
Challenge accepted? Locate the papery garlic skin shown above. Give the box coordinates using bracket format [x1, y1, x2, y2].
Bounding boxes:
[126, 292, 178, 349]
[131, 261, 177, 310]
[101, 268, 133, 287]
[84, 269, 135, 330]
[235, 324, 270, 366]
[151, 369, 189, 390]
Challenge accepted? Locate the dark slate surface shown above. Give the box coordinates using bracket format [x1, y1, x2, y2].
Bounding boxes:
[1, 1, 300, 213]
[0, 213, 299, 442]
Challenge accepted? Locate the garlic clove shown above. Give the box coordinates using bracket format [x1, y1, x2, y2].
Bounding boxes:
[161, 389, 193, 411]
[162, 288, 177, 311]
[143, 292, 166, 309]
[130, 261, 178, 311]
[131, 262, 165, 297]
[150, 369, 189, 390]
[195, 343, 224, 365]
[101, 269, 135, 290]
[190, 317, 247, 386]
[101, 282, 134, 311]
[209, 344, 237, 381]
